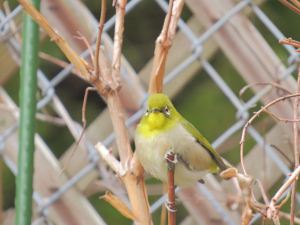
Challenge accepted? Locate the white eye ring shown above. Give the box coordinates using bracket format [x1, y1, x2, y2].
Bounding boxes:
[165, 106, 170, 116]
[146, 107, 150, 116]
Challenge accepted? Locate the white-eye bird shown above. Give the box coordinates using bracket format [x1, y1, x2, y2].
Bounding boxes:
[135, 93, 228, 188]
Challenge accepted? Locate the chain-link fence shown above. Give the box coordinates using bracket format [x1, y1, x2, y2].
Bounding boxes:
[1, 0, 299, 224]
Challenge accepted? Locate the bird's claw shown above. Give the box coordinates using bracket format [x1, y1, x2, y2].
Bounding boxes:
[164, 149, 178, 164]
[165, 200, 177, 212]
[167, 198, 181, 205]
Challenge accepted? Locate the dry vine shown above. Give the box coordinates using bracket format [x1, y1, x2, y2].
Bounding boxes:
[236, 33, 300, 223]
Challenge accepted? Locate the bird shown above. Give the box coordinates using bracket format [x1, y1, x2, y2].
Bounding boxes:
[135, 93, 228, 188]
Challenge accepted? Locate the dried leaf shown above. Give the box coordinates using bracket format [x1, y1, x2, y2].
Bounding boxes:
[100, 191, 136, 221]
[220, 167, 238, 179]
[241, 204, 254, 225]
[237, 173, 254, 197]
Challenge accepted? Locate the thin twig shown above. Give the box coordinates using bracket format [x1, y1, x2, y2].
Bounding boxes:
[261, 108, 300, 123]
[17, 0, 94, 80]
[160, 183, 168, 225]
[148, 0, 185, 94]
[38, 52, 82, 77]
[94, 0, 106, 79]
[267, 165, 300, 219]
[166, 152, 176, 225]
[256, 179, 270, 205]
[74, 31, 95, 62]
[3, 1, 22, 42]
[111, 0, 127, 88]
[0, 103, 66, 126]
[270, 144, 294, 167]
[291, 0, 300, 9]
[280, 38, 300, 51]
[291, 66, 300, 225]
[239, 82, 292, 108]
[58, 87, 97, 177]
[277, 0, 300, 15]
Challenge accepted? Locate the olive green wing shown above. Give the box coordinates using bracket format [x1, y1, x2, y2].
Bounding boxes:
[181, 119, 228, 172]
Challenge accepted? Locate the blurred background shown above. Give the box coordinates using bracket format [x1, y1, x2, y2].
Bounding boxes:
[1, 0, 300, 224]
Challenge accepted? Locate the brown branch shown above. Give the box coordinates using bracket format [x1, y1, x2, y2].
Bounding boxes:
[240, 93, 300, 176]
[166, 152, 176, 225]
[278, 211, 300, 224]
[291, 0, 300, 9]
[148, 0, 185, 94]
[256, 179, 269, 205]
[16, 0, 94, 81]
[277, 0, 300, 15]
[160, 183, 168, 225]
[94, 0, 106, 79]
[95, 47, 152, 224]
[291, 66, 300, 225]
[111, 0, 127, 87]
[239, 82, 292, 108]
[267, 165, 300, 219]
[38, 52, 82, 77]
[261, 108, 300, 123]
[270, 144, 294, 167]
[280, 38, 300, 51]
[100, 191, 136, 220]
[74, 31, 95, 62]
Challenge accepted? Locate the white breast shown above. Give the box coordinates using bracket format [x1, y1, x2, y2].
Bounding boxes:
[135, 123, 212, 188]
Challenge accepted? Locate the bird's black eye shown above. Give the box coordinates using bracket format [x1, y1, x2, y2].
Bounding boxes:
[146, 107, 149, 116]
[165, 106, 170, 116]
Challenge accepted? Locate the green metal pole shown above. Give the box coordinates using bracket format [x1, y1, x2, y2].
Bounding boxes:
[15, 0, 40, 224]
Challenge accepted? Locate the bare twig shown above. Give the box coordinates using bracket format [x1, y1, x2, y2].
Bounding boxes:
[256, 179, 269, 205]
[111, 0, 127, 87]
[38, 52, 82, 77]
[58, 87, 97, 176]
[277, 0, 300, 16]
[0, 103, 66, 125]
[280, 38, 300, 52]
[148, 0, 185, 94]
[278, 211, 300, 224]
[160, 183, 168, 225]
[267, 165, 300, 220]
[270, 144, 294, 167]
[74, 31, 95, 62]
[17, 0, 94, 80]
[97, 46, 152, 224]
[99, 191, 136, 220]
[166, 152, 176, 225]
[94, 0, 106, 79]
[291, 0, 300, 9]
[261, 108, 300, 123]
[3, 1, 22, 42]
[291, 66, 300, 225]
[239, 82, 292, 108]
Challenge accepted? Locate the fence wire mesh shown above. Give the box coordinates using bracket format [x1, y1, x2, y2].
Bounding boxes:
[1, 0, 299, 224]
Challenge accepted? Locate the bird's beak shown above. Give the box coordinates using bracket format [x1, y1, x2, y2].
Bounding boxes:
[152, 107, 161, 113]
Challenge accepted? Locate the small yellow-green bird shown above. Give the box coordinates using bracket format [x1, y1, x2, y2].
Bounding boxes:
[135, 93, 228, 188]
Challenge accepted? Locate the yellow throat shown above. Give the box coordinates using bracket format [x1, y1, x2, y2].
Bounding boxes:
[137, 94, 182, 138]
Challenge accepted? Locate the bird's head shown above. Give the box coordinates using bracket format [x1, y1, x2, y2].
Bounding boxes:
[139, 94, 181, 134]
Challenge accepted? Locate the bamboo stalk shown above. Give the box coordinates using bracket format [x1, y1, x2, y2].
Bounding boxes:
[15, 0, 40, 223]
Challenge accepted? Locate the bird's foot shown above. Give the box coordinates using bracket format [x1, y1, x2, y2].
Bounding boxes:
[165, 200, 177, 212]
[164, 149, 178, 164]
